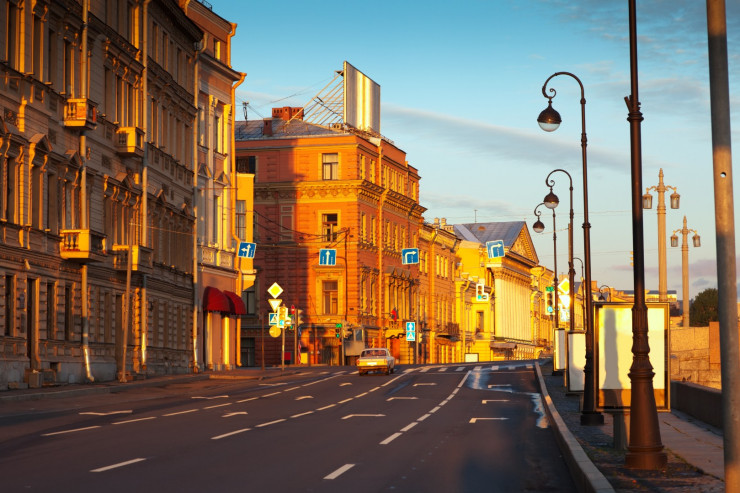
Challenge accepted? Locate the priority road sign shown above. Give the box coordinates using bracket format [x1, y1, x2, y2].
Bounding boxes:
[486, 240, 505, 259]
[401, 248, 419, 265]
[267, 282, 283, 298]
[319, 249, 337, 266]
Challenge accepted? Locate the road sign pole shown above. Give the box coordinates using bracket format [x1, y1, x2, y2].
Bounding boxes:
[281, 322, 285, 373]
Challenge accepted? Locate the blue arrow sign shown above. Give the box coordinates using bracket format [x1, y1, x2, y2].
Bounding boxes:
[319, 249, 337, 266]
[238, 241, 256, 258]
[486, 240, 505, 259]
[401, 248, 419, 265]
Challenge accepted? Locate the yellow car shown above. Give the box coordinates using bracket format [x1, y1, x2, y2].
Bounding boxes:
[357, 348, 395, 375]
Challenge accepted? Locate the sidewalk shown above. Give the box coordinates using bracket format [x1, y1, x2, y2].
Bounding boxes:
[536, 360, 725, 493]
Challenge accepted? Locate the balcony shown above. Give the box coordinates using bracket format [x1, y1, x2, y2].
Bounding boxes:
[60, 230, 107, 262]
[115, 127, 145, 157]
[112, 244, 154, 274]
[63, 98, 98, 130]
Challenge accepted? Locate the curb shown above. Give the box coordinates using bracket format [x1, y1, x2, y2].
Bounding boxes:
[535, 362, 615, 493]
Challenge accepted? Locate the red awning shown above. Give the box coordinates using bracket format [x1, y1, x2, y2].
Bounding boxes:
[223, 290, 246, 316]
[203, 287, 230, 313]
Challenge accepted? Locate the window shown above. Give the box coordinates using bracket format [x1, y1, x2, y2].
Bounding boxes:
[64, 39, 74, 94]
[236, 156, 256, 174]
[1, 156, 17, 223]
[235, 200, 246, 241]
[64, 284, 74, 341]
[47, 172, 58, 233]
[243, 286, 256, 316]
[281, 205, 293, 241]
[476, 311, 484, 335]
[6, 2, 19, 70]
[4, 275, 15, 336]
[322, 213, 338, 242]
[32, 14, 43, 78]
[198, 107, 205, 147]
[46, 282, 56, 339]
[322, 153, 338, 180]
[322, 280, 338, 315]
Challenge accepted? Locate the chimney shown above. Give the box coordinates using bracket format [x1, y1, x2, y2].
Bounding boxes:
[272, 106, 304, 121]
[263, 118, 273, 136]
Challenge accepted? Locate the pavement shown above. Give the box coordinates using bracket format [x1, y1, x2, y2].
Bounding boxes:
[0, 362, 726, 492]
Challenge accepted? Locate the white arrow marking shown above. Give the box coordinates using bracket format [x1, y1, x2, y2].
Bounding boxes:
[469, 417, 509, 423]
[79, 410, 132, 416]
[482, 399, 510, 404]
[223, 412, 248, 418]
[192, 395, 229, 400]
[342, 414, 385, 420]
[387, 397, 418, 401]
[295, 395, 313, 400]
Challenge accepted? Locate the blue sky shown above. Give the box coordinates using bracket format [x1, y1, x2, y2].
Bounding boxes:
[213, 0, 740, 301]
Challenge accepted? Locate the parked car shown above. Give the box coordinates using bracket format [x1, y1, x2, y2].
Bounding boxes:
[357, 348, 395, 375]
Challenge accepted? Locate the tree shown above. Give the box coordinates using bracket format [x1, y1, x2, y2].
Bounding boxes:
[689, 288, 719, 326]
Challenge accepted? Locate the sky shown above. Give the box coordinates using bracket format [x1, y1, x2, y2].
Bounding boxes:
[211, 0, 740, 302]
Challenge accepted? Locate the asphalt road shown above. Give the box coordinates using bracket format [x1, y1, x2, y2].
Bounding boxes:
[0, 362, 575, 492]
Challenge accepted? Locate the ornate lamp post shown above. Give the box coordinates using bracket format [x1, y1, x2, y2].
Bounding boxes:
[543, 170, 576, 338]
[533, 202, 563, 374]
[538, 72, 603, 426]
[624, 0, 667, 469]
[642, 169, 680, 302]
[671, 216, 700, 328]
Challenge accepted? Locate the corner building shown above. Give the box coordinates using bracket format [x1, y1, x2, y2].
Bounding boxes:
[235, 108, 424, 366]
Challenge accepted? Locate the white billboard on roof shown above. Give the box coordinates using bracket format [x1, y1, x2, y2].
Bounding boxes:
[343, 61, 380, 135]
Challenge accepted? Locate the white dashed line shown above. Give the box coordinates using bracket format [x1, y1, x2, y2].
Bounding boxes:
[163, 409, 198, 416]
[204, 403, 232, 409]
[91, 458, 146, 473]
[113, 417, 156, 425]
[401, 422, 418, 432]
[212, 428, 251, 440]
[380, 432, 402, 445]
[324, 463, 355, 480]
[42, 426, 101, 436]
[317, 404, 336, 411]
[256, 419, 286, 428]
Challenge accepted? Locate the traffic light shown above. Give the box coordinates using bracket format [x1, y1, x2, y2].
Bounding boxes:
[476, 283, 489, 301]
[335, 323, 342, 338]
[344, 328, 353, 339]
[547, 292, 554, 314]
[390, 308, 398, 320]
[295, 309, 304, 326]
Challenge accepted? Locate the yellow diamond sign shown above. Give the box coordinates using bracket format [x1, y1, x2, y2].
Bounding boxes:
[558, 278, 570, 295]
[267, 282, 283, 299]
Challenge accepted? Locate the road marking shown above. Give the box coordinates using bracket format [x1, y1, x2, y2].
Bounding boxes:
[295, 395, 313, 400]
[387, 397, 418, 401]
[354, 392, 368, 398]
[237, 397, 259, 403]
[192, 395, 228, 400]
[291, 411, 314, 418]
[340, 382, 352, 387]
[488, 384, 512, 388]
[368, 387, 380, 392]
[263, 392, 281, 397]
[112, 417, 156, 425]
[413, 383, 436, 386]
[430, 406, 441, 413]
[212, 428, 250, 440]
[382, 376, 404, 386]
[418, 413, 432, 422]
[420, 367, 431, 373]
[256, 419, 286, 428]
[491, 365, 500, 371]
[91, 458, 146, 473]
[284, 386, 300, 392]
[401, 422, 418, 432]
[204, 403, 232, 409]
[482, 399, 510, 404]
[456, 367, 465, 371]
[338, 398, 353, 404]
[223, 412, 247, 417]
[342, 414, 385, 419]
[403, 369, 415, 373]
[317, 404, 336, 411]
[163, 409, 198, 416]
[42, 426, 101, 436]
[439, 367, 448, 372]
[324, 463, 355, 480]
[469, 417, 509, 423]
[474, 366, 482, 371]
[380, 432, 402, 445]
[79, 410, 132, 416]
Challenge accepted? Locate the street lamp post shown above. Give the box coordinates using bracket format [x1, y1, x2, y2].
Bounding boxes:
[624, 0, 667, 469]
[543, 170, 576, 340]
[538, 72, 603, 426]
[642, 169, 680, 302]
[671, 216, 700, 328]
[574, 256, 585, 326]
[533, 202, 562, 375]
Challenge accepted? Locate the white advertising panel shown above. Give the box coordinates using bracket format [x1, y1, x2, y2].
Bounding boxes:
[343, 61, 381, 134]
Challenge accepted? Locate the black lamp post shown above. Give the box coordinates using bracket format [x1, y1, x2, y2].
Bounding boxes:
[533, 202, 562, 375]
[544, 170, 576, 340]
[624, 0, 667, 469]
[538, 72, 603, 426]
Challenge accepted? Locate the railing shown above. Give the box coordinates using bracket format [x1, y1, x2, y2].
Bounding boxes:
[63, 98, 98, 129]
[111, 244, 154, 273]
[60, 229, 107, 261]
[115, 127, 145, 157]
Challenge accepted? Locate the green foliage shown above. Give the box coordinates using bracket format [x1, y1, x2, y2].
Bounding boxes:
[689, 288, 719, 326]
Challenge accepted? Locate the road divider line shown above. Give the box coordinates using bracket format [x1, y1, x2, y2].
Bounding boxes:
[163, 409, 198, 416]
[418, 413, 431, 422]
[112, 417, 156, 425]
[79, 410, 132, 416]
[414, 383, 436, 386]
[338, 398, 353, 404]
[263, 392, 281, 397]
[91, 458, 146, 473]
[386, 397, 418, 401]
[295, 395, 313, 400]
[284, 386, 300, 392]
[212, 428, 251, 440]
[342, 414, 385, 419]
[401, 422, 418, 432]
[192, 395, 229, 400]
[223, 412, 247, 417]
[291, 411, 314, 418]
[256, 419, 286, 428]
[470, 417, 509, 423]
[317, 404, 336, 411]
[237, 397, 259, 403]
[380, 432, 402, 445]
[204, 403, 232, 409]
[355, 392, 368, 398]
[42, 426, 100, 436]
[429, 406, 441, 414]
[324, 463, 355, 480]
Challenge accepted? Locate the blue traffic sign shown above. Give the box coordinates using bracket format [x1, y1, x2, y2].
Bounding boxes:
[268, 312, 279, 326]
[319, 249, 337, 266]
[486, 240, 505, 259]
[401, 248, 419, 265]
[238, 241, 257, 258]
[406, 321, 416, 341]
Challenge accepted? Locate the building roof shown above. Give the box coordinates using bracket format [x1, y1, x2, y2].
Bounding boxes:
[235, 119, 347, 141]
[452, 221, 526, 247]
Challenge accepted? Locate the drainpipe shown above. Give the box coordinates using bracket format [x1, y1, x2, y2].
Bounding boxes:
[192, 34, 205, 372]
[80, 0, 93, 382]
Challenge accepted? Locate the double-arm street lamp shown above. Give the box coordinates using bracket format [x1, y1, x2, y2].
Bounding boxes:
[642, 169, 680, 302]
[533, 202, 562, 374]
[671, 216, 700, 328]
[537, 72, 603, 426]
[543, 170, 576, 337]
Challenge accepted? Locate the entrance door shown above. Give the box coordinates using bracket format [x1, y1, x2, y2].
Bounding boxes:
[241, 337, 255, 367]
